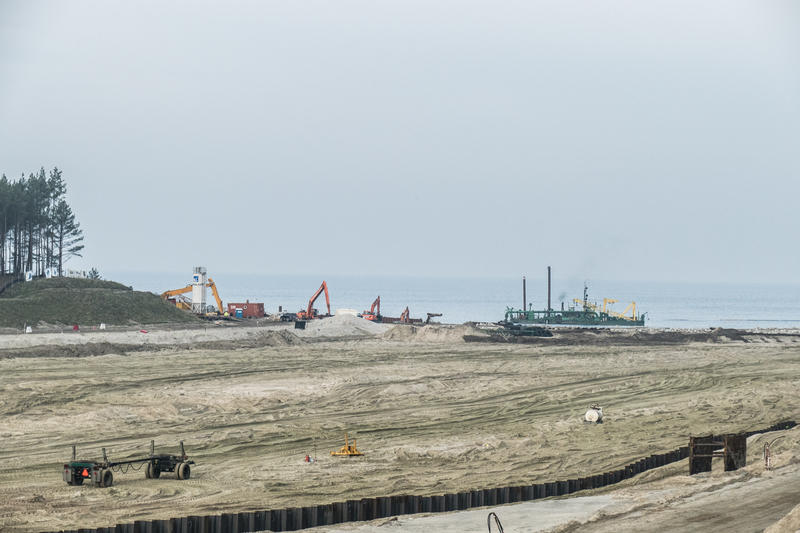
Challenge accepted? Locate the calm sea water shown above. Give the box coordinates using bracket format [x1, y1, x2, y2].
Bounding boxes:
[107, 272, 800, 329]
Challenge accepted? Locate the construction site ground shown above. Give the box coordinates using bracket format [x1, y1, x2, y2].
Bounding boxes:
[2, 316, 800, 532]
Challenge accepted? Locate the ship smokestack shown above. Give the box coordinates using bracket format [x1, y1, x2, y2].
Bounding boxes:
[547, 266, 552, 314]
[523, 276, 527, 312]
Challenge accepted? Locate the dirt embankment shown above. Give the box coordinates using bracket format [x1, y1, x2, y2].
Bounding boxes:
[0, 277, 197, 329]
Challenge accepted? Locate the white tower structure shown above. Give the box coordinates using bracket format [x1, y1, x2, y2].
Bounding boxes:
[191, 266, 207, 314]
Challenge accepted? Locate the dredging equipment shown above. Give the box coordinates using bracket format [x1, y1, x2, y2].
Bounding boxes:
[504, 267, 646, 326]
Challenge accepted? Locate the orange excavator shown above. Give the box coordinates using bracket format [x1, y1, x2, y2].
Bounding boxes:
[361, 296, 381, 322]
[399, 306, 410, 323]
[296, 281, 331, 320]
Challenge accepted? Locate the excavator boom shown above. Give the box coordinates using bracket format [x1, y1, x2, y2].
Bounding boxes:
[206, 278, 224, 315]
[298, 281, 331, 320]
[161, 285, 193, 299]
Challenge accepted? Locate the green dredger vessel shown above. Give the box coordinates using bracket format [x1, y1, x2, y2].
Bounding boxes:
[504, 268, 646, 326]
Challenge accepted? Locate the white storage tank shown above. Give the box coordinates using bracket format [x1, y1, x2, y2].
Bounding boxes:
[191, 266, 207, 314]
[585, 404, 603, 423]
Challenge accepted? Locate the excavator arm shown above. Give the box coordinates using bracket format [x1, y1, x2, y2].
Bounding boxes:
[206, 278, 224, 314]
[161, 285, 192, 299]
[298, 281, 331, 319]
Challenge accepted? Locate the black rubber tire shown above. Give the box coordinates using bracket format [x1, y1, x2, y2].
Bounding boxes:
[101, 469, 113, 488]
[177, 462, 190, 480]
[151, 462, 160, 479]
[145, 462, 152, 479]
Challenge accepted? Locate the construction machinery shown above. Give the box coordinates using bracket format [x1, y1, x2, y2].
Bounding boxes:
[296, 281, 331, 320]
[206, 277, 224, 316]
[63, 441, 195, 488]
[607, 301, 639, 322]
[161, 271, 228, 317]
[425, 312, 442, 324]
[380, 306, 424, 324]
[361, 296, 381, 322]
[504, 269, 646, 326]
[161, 285, 193, 311]
[330, 433, 363, 457]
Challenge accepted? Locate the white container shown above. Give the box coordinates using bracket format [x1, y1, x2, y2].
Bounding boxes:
[25, 326, 32, 334]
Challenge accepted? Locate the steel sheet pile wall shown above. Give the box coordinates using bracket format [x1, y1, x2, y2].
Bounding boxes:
[54, 421, 796, 533]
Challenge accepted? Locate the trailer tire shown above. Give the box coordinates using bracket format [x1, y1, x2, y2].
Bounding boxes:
[101, 469, 113, 488]
[145, 461, 161, 479]
[177, 462, 190, 480]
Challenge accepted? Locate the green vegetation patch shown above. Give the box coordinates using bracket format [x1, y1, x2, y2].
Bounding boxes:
[0, 277, 198, 329]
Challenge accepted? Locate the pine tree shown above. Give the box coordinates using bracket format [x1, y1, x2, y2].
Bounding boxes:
[52, 199, 84, 276]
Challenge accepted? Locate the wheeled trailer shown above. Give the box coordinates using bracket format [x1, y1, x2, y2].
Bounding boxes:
[63, 440, 195, 488]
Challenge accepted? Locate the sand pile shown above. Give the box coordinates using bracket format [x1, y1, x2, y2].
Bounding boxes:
[295, 314, 390, 338]
[766, 503, 800, 533]
[382, 324, 484, 343]
[242, 329, 305, 346]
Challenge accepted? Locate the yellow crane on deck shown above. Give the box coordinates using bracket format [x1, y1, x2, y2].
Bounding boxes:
[573, 288, 639, 322]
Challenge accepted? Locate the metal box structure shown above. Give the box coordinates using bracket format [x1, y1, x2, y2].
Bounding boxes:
[227, 301, 265, 319]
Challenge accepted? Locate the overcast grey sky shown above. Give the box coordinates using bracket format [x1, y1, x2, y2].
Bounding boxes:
[1, 1, 798, 283]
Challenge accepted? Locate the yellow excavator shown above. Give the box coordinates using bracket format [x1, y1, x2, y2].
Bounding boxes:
[206, 278, 224, 316]
[161, 285, 193, 311]
[161, 277, 226, 317]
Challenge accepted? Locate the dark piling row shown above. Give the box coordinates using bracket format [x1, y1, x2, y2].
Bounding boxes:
[53, 421, 796, 533]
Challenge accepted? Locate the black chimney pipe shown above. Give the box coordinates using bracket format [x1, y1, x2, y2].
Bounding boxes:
[523, 276, 527, 312]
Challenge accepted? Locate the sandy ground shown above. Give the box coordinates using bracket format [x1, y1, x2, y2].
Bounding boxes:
[1, 318, 800, 532]
[0, 315, 393, 350]
[319, 445, 800, 532]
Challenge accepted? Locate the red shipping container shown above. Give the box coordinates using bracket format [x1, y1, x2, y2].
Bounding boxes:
[227, 301, 266, 318]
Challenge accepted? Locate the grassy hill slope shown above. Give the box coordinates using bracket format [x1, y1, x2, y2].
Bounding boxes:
[0, 277, 198, 328]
